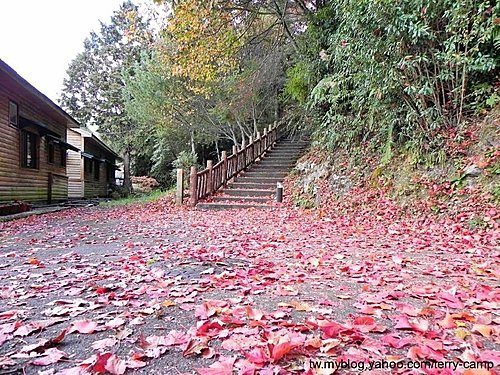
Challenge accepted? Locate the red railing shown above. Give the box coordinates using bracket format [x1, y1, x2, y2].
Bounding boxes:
[187, 122, 282, 206]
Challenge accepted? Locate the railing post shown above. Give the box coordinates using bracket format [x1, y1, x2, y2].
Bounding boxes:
[256, 131, 261, 157]
[263, 128, 268, 151]
[189, 166, 198, 206]
[241, 139, 246, 170]
[232, 145, 238, 178]
[206, 160, 213, 196]
[249, 136, 253, 166]
[175, 168, 184, 205]
[222, 151, 228, 186]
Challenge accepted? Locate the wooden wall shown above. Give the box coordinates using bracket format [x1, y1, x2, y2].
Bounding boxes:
[83, 140, 116, 198]
[0, 70, 69, 202]
[67, 129, 84, 198]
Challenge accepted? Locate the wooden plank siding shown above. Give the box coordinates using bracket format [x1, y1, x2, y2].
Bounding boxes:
[67, 129, 84, 198]
[66, 128, 117, 199]
[0, 69, 71, 203]
[83, 140, 115, 198]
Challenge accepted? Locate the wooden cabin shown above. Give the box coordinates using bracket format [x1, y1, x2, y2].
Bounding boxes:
[66, 128, 119, 198]
[0, 59, 80, 203]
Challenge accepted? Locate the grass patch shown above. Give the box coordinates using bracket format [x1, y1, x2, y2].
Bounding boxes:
[100, 189, 170, 207]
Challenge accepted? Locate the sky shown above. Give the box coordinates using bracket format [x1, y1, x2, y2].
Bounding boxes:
[0, 0, 126, 103]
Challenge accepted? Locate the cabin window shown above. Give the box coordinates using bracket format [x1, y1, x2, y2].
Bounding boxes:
[9, 101, 18, 127]
[84, 158, 93, 174]
[21, 131, 38, 169]
[94, 160, 100, 180]
[47, 142, 55, 164]
[106, 164, 113, 182]
[60, 149, 67, 167]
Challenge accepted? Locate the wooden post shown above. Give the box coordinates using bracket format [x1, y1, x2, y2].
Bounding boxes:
[189, 166, 198, 206]
[175, 168, 184, 205]
[206, 160, 213, 195]
[245, 136, 253, 168]
[263, 128, 268, 150]
[221, 151, 228, 186]
[257, 131, 261, 157]
[241, 139, 246, 170]
[232, 145, 238, 178]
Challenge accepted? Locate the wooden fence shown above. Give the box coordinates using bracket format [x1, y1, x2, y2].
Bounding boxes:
[176, 122, 282, 206]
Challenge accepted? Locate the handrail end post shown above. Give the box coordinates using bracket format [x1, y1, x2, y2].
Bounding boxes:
[207, 160, 213, 196]
[175, 168, 184, 205]
[189, 165, 198, 206]
[221, 151, 228, 187]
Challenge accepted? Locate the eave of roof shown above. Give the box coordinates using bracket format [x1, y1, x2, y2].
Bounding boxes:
[70, 127, 120, 159]
[0, 59, 80, 129]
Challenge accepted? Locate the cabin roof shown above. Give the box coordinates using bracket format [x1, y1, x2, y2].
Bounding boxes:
[0, 59, 80, 129]
[69, 127, 120, 159]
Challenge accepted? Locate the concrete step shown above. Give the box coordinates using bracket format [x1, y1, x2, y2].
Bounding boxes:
[237, 176, 284, 183]
[243, 171, 288, 178]
[267, 150, 302, 157]
[249, 167, 290, 172]
[262, 157, 299, 162]
[223, 189, 273, 197]
[213, 196, 270, 203]
[252, 164, 294, 169]
[197, 203, 272, 210]
[267, 151, 302, 155]
[269, 146, 304, 152]
[229, 182, 277, 189]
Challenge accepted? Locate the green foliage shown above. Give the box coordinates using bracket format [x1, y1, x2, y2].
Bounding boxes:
[172, 151, 198, 171]
[100, 189, 169, 207]
[60, 1, 153, 190]
[172, 151, 199, 186]
[294, 0, 499, 161]
[468, 215, 489, 230]
[284, 62, 312, 104]
[292, 191, 316, 209]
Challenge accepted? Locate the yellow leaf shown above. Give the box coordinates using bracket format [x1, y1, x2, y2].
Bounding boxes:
[455, 327, 470, 340]
[162, 300, 176, 308]
[471, 324, 491, 337]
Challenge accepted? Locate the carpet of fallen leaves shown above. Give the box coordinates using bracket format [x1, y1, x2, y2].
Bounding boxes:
[0, 195, 498, 375]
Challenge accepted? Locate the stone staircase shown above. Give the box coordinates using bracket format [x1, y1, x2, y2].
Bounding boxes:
[197, 138, 308, 210]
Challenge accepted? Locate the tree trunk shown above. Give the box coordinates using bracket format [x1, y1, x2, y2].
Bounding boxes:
[190, 130, 196, 155]
[123, 149, 132, 194]
[215, 140, 221, 161]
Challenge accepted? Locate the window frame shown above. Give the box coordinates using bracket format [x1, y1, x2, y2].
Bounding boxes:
[20, 131, 39, 169]
[47, 141, 55, 164]
[60, 148, 67, 167]
[9, 100, 19, 128]
[94, 159, 100, 181]
[84, 157, 93, 175]
[106, 163, 113, 182]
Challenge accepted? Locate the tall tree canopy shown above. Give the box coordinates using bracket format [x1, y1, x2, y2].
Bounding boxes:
[61, 0, 498, 189]
[60, 1, 152, 191]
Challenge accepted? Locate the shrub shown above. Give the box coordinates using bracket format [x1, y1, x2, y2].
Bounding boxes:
[171, 151, 199, 187]
[296, 0, 499, 161]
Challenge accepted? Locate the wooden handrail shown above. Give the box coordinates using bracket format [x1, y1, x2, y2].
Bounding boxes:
[187, 122, 283, 206]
